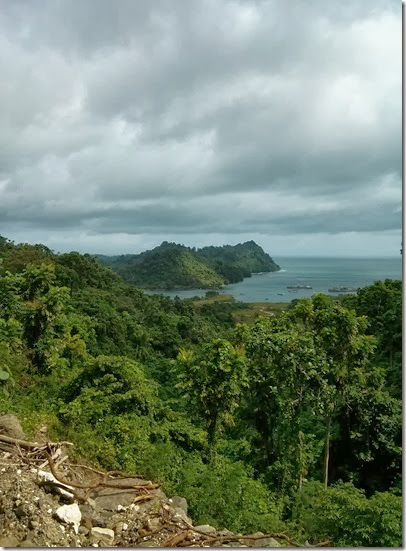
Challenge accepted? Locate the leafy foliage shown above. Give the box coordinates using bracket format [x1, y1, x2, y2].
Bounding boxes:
[197, 240, 280, 283]
[176, 339, 248, 461]
[99, 240, 279, 288]
[176, 455, 283, 533]
[293, 481, 402, 546]
[0, 236, 401, 546]
[99, 242, 224, 289]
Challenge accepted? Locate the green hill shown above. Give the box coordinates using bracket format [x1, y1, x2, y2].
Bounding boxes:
[101, 242, 224, 289]
[98, 240, 280, 289]
[197, 240, 280, 283]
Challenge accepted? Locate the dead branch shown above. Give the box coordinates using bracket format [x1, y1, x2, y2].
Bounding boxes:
[173, 518, 304, 548]
[0, 434, 43, 449]
[45, 452, 159, 491]
[0, 434, 73, 450]
[164, 530, 193, 547]
[65, 462, 109, 477]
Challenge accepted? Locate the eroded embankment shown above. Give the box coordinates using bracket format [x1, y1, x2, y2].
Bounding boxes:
[0, 414, 312, 548]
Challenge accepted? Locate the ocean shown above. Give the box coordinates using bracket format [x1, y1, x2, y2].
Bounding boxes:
[145, 257, 402, 303]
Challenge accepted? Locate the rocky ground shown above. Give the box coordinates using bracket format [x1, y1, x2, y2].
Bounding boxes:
[0, 415, 297, 548]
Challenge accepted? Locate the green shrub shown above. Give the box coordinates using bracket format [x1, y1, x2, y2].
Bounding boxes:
[176, 455, 283, 533]
[293, 480, 402, 546]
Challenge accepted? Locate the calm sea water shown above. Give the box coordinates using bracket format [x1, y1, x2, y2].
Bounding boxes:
[145, 257, 402, 303]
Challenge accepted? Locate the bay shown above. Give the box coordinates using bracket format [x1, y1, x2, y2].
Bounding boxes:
[145, 257, 402, 303]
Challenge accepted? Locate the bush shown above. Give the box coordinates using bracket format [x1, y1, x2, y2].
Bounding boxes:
[176, 455, 283, 533]
[293, 481, 402, 546]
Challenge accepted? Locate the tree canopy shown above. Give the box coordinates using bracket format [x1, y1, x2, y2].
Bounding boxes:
[0, 236, 401, 546]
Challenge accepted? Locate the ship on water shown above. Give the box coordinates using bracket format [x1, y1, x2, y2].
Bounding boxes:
[328, 286, 358, 293]
[286, 285, 313, 289]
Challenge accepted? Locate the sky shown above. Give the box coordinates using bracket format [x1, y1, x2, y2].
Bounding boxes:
[0, 0, 401, 257]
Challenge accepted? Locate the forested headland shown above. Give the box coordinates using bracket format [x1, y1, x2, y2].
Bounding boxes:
[0, 235, 402, 546]
[97, 240, 280, 289]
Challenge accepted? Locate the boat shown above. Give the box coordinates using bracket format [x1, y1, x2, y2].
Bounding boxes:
[286, 285, 313, 289]
[277, 293, 284, 296]
[328, 287, 357, 293]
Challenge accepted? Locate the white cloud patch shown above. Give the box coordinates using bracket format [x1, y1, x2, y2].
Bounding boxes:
[0, 0, 401, 255]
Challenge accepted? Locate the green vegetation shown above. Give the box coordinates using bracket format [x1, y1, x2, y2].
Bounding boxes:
[0, 235, 402, 546]
[232, 301, 287, 324]
[198, 240, 280, 283]
[98, 240, 279, 289]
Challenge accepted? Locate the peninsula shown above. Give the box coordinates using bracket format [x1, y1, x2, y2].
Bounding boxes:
[97, 240, 280, 289]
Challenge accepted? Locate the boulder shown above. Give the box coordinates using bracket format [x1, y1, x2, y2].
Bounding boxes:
[90, 527, 115, 545]
[170, 495, 188, 514]
[217, 529, 235, 538]
[172, 506, 192, 524]
[114, 522, 128, 534]
[55, 503, 82, 534]
[19, 539, 35, 548]
[0, 535, 20, 547]
[0, 414, 25, 439]
[94, 490, 144, 511]
[195, 524, 217, 535]
[254, 537, 281, 547]
[92, 479, 152, 511]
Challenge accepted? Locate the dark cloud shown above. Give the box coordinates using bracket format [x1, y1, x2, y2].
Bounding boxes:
[0, 0, 401, 255]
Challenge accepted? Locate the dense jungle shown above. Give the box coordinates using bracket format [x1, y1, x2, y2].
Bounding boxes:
[0, 236, 402, 546]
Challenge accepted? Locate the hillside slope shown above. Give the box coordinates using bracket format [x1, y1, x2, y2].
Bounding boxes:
[99, 240, 280, 289]
[197, 241, 280, 284]
[0, 423, 287, 548]
[102, 242, 224, 289]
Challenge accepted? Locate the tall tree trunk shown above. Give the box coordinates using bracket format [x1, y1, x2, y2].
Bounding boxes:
[298, 430, 304, 490]
[208, 412, 219, 467]
[324, 415, 331, 488]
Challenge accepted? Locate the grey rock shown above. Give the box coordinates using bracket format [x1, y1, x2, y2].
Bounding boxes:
[170, 495, 188, 514]
[87, 497, 96, 509]
[81, 514, 93, 530]
[142, 497, 161, 515]
[218, 529, 235, 537]
[0, 536, 20, 547]
[254, 537, 281, 547]
[154, 488, 167, 500]
[114, 522, 126, 534]
[93, 484, 148, 511]
[94, 493, 137, 511]
[91, 527, 115, 545]
[172, 506, 192, 524]
[146, 517, 161, 531]
[79, 503, 93, 516]
[0, 414, 25, 439]
[195, 524, 217, 535]
[19, 540, 35, 548]
[79, 504, 107, 529]
[55, 503, 82, 533]
[14, 506, 27, 519]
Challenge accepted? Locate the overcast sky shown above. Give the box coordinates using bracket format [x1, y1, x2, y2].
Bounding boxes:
[0, 0, 401, 257]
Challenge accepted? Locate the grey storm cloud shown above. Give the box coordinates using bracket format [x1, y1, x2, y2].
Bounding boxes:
[0, 0, 401, 254]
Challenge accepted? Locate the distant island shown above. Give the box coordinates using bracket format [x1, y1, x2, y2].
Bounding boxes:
[97, 240, 280, 289]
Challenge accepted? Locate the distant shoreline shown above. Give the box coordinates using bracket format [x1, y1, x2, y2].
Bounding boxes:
[144, 257, 401, 303]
